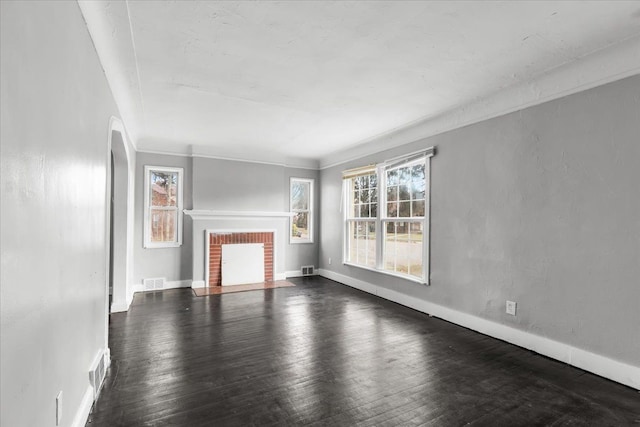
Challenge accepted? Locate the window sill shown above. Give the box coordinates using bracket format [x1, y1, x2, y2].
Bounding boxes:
[342, 261, 428, 285]
[290, 239, 314, 245]
[144, 242, 182, 249]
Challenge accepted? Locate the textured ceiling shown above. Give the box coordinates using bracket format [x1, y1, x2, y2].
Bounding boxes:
[80, 1, 640, 167]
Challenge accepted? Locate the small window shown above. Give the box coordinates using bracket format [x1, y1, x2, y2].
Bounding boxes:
[343, 148, 434, 284]
[290, 178, 314, 243]
[144, 166, 183, 248]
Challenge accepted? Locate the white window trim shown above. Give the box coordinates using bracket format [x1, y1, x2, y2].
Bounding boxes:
[342, 150, 433, 284]
[143, 165, 184, 249]
[290, 177, 314, 244]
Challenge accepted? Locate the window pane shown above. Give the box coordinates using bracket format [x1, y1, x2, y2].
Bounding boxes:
[398, 185, 410, 201]
[150, 209, 177, 242]
[291, 212, 309, 240]
[369, 174, 377, 188]
[411, 180, 425, 200]
[412, 200, 425, 217]
[387, 169, 398, 186]
[349, 221, 376, 267]
[370, 188, 378, 203]
[399, 201, 411, 217]
[151, 171, 178, 207]
[387, 186, 398, 202]
[384, 221, 423, 279]
[412, 164, 425, 182]
[387, 202, 398, 217]
[360, 204, 369, 218]
[291, 181, 309, 210]
[361, 189, 369, 203]
[399, 167, 410, 184]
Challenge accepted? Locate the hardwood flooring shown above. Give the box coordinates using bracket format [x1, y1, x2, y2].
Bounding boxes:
[87, 276, 639, 426]
[192, 280, 295, 296]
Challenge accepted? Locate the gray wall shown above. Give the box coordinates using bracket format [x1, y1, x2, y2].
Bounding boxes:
[1, 2, 120, 426]
[320, 75, 640, 367]
[134, 155, 319, 283]
[134, 152, 193, 284]
[191, 157, 320, 279]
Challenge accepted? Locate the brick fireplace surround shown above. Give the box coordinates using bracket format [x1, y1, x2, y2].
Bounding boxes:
[208, 232, 274, 286]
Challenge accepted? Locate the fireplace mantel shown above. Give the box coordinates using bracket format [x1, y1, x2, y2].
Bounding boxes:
[184, 209, 294, 220]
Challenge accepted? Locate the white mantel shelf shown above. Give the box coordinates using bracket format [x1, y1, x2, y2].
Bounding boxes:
[184, 209, 294, 220]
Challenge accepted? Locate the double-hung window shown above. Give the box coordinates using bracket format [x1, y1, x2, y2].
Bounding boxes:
[343, 148, 434, 283]
[144, 166, 183, 248]
[290, 178, 314, 243]
[344, 166, 378, 268]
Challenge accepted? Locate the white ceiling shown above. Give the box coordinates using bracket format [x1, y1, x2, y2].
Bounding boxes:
[80, 1, 640, 168]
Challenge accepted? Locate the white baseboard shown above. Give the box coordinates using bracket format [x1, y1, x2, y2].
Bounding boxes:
[285, 270, 318, 278]
[165, 280, 192, 289]
[71, 347, 111, 427]
[285, 270, 303, 278]
[318, 268, 640, 390]
[133, 280, 193, 293]
[275, 272, 287, 281]
[192, 280, 206, 289]
[70, 385, 94, 427]
[110, 298, 130, 313]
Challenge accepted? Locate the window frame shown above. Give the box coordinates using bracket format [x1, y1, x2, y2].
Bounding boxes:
[289, 177, 314, 244]
[343, 150, 432, 284]
[143, 165, 184, 249]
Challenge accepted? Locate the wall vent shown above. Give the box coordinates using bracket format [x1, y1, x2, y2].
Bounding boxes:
[89, 350, 109, 401]
[143, 277, 165, 291]
[301, 265, 315, 276]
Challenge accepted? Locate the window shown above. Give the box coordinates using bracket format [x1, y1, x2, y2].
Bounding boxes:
[290, 178, 314, 243]
[144, 166, 183, 248]
[345, 167, 377, 268]
[343, 148, 434, 283]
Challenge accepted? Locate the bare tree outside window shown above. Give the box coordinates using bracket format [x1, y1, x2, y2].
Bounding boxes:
[290, 178, 313, 243]
[144, 166, 183, 248]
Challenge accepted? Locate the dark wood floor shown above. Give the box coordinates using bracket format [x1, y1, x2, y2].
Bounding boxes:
[87, 277, 639, 426]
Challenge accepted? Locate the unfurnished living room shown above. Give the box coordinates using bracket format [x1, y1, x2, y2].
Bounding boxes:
[1, 1, 640, 426]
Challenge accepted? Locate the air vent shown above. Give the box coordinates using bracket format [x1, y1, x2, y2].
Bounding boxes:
[89, 351, 108, 401]
[143, 277, 165, 291]
[301, 265, 314, 276]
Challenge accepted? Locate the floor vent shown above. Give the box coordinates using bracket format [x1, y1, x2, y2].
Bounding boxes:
[301, 265, 315, 276]
[89, 350, 108, 401]
[143, 277, 165, 291]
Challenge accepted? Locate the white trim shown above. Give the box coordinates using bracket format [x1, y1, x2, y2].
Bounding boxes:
[275, 273, 287, 281]
[70, 385, 94, 427]
[143, 165, 184, 248]
[135, 148, 320, 170]
[318, 268, 640, 390]
[319, 37, 640, 170]
[185, 210, 294, 220]
[191, 280, 206, 289]
[285, 269, 318, 278]
[289, 177, 314, 244]
[129, 280, 193, 294]
[204, 229, 278, 287]
[342, 262, 427, 285]
[110, 298, 131, 313]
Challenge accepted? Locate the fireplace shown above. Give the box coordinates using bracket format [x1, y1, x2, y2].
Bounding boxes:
[207, 231, 274, 286]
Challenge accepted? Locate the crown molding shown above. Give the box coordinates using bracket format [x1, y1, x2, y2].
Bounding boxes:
[319, 35, 640, 170]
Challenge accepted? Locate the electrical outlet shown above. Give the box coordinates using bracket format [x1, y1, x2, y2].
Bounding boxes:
[328, 257, 332, 265]
[506, 300, 517, 316]
[56, 391, 63, 425]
